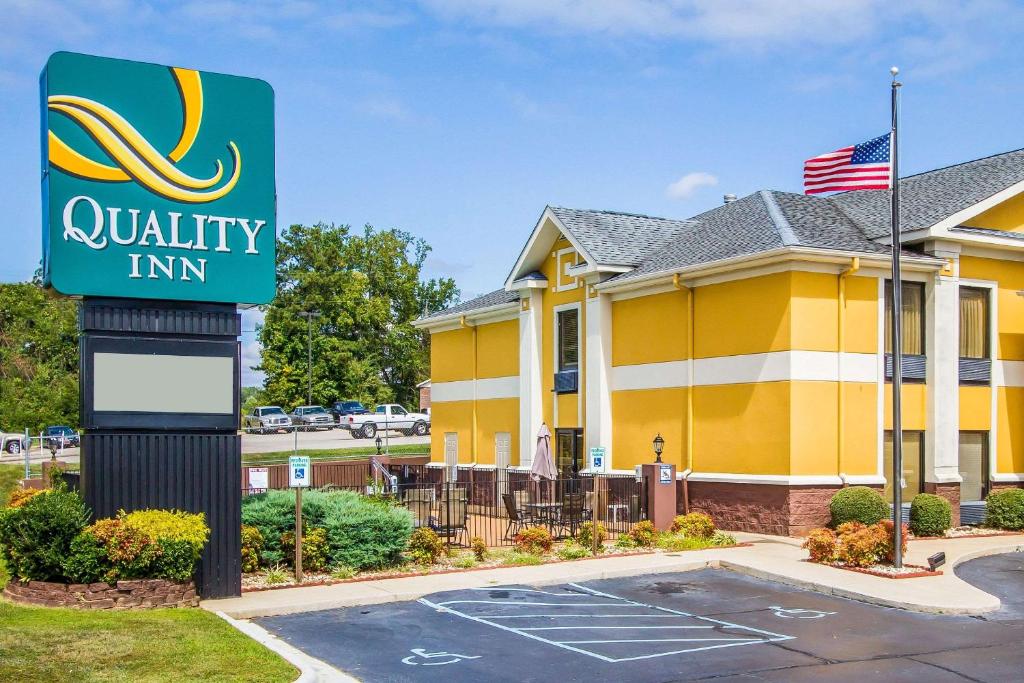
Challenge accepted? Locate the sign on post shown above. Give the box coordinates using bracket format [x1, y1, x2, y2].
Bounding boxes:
[588, 447, 606, 473]
[247, 467, 268, 493]
[41, 52, 276, 304]
[659, 464, 672, 485]
[289, 456, 311, 488]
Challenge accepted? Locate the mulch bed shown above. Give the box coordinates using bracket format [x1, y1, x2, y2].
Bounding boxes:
[803, 560, 941, 579]
[241, 542, 752, 593]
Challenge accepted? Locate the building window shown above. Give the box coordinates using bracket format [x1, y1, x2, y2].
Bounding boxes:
[958, 431, 989, 503]
[558, 309, 579, 371]
[884, 281, 924, 355]
[959, 287, 989, 359]
[883, 430, 924, 501]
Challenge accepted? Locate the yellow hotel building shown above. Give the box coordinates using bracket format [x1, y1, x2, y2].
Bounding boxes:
[414, 149, 1024, 535]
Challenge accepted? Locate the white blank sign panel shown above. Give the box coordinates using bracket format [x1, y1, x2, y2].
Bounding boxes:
[93, 353, 233, 414]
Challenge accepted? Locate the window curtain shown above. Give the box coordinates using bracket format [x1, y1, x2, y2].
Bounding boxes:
[884, 282, 923, 355]
[959, 288, 988, 359]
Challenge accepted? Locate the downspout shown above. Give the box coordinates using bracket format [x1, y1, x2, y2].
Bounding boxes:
[674, 273, 693, 513]
[837, 258, 860, 482]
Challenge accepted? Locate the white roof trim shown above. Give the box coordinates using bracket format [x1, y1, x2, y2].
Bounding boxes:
[504, 207, 601, 289]
[412, 300, 520, 331]
[593, 246, 943, 295]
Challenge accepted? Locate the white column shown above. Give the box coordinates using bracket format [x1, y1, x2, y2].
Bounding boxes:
[585, 290, 613, 466]
[519, 289, 543, 468]
[925, 242, 961, 484]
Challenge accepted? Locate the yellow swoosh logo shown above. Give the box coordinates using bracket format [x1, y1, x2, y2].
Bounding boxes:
[47, 67, 241, 203]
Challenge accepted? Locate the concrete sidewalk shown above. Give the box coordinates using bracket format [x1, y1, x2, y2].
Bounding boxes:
[203, 532, 1024, 619]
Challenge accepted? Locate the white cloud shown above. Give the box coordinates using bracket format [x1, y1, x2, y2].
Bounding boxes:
[666, 171, 718, 199]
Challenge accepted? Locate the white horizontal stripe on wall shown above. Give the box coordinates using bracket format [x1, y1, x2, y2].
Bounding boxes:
[611, 351, 877, 391]
[431, 376, 519, 403]
[995, 360, 1024, 387]
[611, 360, 689, 391]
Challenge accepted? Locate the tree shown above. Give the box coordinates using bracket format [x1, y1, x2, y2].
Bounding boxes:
[0, 282, 80, 433]
[256, 223, 457, 410]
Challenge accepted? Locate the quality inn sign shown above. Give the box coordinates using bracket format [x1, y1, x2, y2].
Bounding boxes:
[41, 52, 276, 303]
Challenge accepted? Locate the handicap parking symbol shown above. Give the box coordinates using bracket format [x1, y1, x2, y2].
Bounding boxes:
[767, 605, 836, 619]
[402, 648, 481, 666]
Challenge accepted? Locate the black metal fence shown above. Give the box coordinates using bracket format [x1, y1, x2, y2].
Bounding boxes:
[344, 464, 645, 548]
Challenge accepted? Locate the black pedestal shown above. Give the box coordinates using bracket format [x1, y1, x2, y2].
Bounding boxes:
[79, 298, 242, 599]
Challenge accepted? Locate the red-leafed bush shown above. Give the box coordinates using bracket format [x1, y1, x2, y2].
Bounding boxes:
[802, 528, 837, 563]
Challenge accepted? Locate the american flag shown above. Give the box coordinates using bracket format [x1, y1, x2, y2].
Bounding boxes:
[804, 133, 891, 194]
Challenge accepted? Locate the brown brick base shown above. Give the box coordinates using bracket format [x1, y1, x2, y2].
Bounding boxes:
[2, 579, 198, 610]
[924, 482, 961, 527]
[680, 481, 849, 536]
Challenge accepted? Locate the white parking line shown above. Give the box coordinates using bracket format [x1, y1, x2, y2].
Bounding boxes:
[419, 584, 793, 663]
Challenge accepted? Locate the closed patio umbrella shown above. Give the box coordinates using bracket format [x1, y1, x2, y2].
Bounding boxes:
[530, 423, 556, 504]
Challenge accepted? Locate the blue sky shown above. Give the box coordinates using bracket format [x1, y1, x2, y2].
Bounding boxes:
[4, 0, 1024, 384]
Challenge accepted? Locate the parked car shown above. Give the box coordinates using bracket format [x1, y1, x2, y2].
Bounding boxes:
[289, 405, 335, 431]
[1, 428, 28, 455]
[329, 400, 369, 422]
[343, 404, 430, 439]
[243, 406, 293, 434]
[44, 425, 80, 449]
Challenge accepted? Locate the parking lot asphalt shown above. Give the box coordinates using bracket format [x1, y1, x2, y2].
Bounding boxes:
[256, 559, 1024, 682]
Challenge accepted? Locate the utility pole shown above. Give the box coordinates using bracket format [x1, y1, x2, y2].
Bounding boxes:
[297, 311, 320, 405]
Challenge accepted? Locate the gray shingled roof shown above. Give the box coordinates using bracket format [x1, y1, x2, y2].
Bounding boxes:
[421, 148, 1024, 320]
[548, 206, 695, 266]
[609, 190, 892, 283]
[832, 148, 1024, 239]
[418, 288, 519, 323]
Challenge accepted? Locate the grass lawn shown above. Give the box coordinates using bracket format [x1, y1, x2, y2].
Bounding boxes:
[0, 601, 297, 683]
[242, 442, 428, 466]
[0, 464, 295, 683]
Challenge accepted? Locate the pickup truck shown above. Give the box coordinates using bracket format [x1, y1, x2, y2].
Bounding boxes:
[2, 429, 28, 454]
[343, 404, 430, 439]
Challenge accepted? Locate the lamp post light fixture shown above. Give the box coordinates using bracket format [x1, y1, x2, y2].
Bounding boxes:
[652, 433, 665, 463]
[375, 435, 383, 456]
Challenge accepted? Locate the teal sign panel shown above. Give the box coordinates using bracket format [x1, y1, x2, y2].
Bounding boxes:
[41, 52, 276, 303]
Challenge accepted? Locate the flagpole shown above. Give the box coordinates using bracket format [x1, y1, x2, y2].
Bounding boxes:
[889, 66, 904, 569]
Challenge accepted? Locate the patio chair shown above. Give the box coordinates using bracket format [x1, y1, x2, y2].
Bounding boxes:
[502, 493, 534, 540]
[557, 492, 585, 539]
[433, 497, 468, 546]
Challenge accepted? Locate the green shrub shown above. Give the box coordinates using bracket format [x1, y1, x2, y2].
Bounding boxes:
[576, 521, 607, 550]
[513, 526, 553, 555]
[242, 490, 411, 570]
[829, 486, 888, 527]
[556, 541, 590, 560]
[708, 530, 737, 547]
[501, 551, 543, 566]
[656, 533, 708, 552]
[281, 527, 330, 572]
[629, 520, 659, 547]
[0, 487, 90, 582]
[62, 531, 112, 584]
[909, 494, 951, 537]
[407, 527, 446, 566]
[614, 534, 635, 549]
[264, 563, 289, 585]
[241, 525, 264, 573]
[671, 512, 715, 539]
[321, 492, 413, 570]
[330, 565, 356, 580]
[985, 488, 1024, 530]
[452, 554, 477, 569]
[470, 536, 488, 562]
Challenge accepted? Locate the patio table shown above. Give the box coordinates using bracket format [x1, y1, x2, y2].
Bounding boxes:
[525, 502, 562, 533]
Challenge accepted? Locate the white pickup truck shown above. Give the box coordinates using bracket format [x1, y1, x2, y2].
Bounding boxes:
[343, 404, 430, 439]
[2, 428, 28, 454]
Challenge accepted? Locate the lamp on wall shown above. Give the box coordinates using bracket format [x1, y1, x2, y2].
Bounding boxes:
[652, 433, 665, 463]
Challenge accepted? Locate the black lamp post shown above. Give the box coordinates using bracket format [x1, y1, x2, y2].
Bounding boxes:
[375, 435, 383, 456]
[652, 433, 664, 463]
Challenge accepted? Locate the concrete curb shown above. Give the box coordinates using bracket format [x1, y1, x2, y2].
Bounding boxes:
[215, 610, 359, 682]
